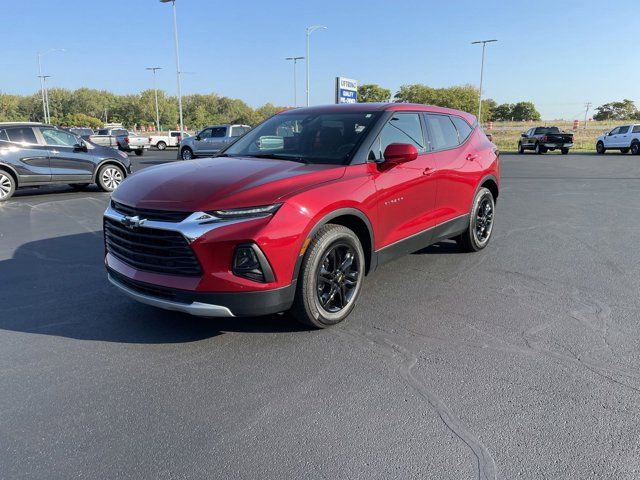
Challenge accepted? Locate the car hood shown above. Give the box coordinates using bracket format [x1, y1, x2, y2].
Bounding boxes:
[112, 156, 346, 212]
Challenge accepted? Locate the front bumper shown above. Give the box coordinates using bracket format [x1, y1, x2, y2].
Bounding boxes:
[108, 269, 296, 317]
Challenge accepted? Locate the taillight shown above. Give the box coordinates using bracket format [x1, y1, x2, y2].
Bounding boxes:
[124, 136, 130, 144]
[148, 137, 152, 143]
[177, 136, 181, 143]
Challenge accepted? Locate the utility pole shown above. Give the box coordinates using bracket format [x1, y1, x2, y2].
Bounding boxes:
[305, 25, 327, 107]
[146, 67, 162, 131]
[471, 39, 497, 124]
[285, 56, 304, 107]
[161, 0, 184, 134]
[583, 102, 591, 130]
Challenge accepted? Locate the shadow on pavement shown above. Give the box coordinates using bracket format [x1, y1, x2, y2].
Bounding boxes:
[412, 240, 462, 255]
[0, 232, 307, 344]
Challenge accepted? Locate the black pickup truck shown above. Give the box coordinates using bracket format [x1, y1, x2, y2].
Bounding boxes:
[518, 126, 574, 154]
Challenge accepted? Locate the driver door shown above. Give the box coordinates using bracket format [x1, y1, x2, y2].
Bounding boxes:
[604, 127, 620, 148]
[37, 128, 93, 181]
[193, 128, 213, 155]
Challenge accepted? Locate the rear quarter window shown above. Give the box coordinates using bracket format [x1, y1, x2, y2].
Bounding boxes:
[450, 116, 473, 143]
[0, 129, 8, 141]
[633, 126, 640, 134]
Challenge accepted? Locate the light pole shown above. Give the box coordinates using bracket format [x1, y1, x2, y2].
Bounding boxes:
[37, 49, 65, 123]
[146, 67, 162, 131]
[161, 0, 184, 134]
[471, 39, 497, 124]
[285, 56, 304, 107]
[305, 25, 327, 107]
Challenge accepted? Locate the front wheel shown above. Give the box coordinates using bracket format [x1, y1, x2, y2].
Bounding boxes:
[561, 148, 569, 155]
[156, 141, 167, 151]
[534, 142, 545, 154]
[134, 149, 144, 156]
[181, 147, 194, 160]
[596, 142, 605, 154]
[291, 224, 365, 328]
[518, 142, 524, 154]
[631, 143, 640, 155]
[97, 164, 124, 192]
[456, 187, 495, 252]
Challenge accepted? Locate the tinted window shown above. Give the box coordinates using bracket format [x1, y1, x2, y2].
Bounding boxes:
[0, 129, 8, 141]
[534, 127, 560, 135]
[39, 128, 79, 147]
[96, 129, 109, 135]
[618, 126, 630, 134]
[170, 132, 181, 137]
[633, 126, 640, 134]
[425, 114, 459, 150]
[5, 127, 38, 144]
[450, 116, 473, 142]
[199, 128, 213, 139]
[112, 129, 128, 136]
[211, 127, 227, 138]
[230, 126, 250, 137]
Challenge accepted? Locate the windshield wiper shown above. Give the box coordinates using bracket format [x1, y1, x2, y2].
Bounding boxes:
[250, 153, 309, 164]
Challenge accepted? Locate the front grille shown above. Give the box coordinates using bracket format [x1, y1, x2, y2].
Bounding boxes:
[104, 217, 202, 277]
[111, 200, 191, 223]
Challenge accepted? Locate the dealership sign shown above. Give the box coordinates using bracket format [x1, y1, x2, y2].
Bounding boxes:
[336, 77, 358, 104]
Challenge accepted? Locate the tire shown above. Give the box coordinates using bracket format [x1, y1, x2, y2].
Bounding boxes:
[97, 164, 124, 192]
[69, 183, 90, 190]
[181, 147, 194, 160]
[291, 224, 365, 328]
[156, 141, 167, 151]
[631, 143, 640, 155]
[134, 149, 144, 156]
[596, 142, 605, 154]
[455, 187, 495, 253]
[0, 170, 16, 201]
[534, 142, 545, 154]
[518, 142, 524, 154]
[620, 148, 630, 154]
[561, 148, 569, 155]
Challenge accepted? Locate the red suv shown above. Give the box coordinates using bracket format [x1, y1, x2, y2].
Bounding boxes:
[104, 103, 499, 327]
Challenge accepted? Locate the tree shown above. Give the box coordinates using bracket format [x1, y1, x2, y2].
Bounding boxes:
[593, 99, 638, 121]
[59, 113, 103, 129]
[357, 84, 391, 103]
[510, 102, 541, 121]
[492, 103, 514, 121]
[394, 84, 479, 114]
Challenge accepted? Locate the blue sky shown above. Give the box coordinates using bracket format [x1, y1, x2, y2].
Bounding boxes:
[2, 0, 638, 119]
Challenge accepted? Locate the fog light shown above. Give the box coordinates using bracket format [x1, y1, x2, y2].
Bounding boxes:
[232, 244, 275, 283]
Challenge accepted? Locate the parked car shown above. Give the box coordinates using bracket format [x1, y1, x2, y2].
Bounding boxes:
[0, 123, 131, 201]
[104, 103, 499, 327]
[518, 126, 573, 154]
[149, 131, 189, 150]
[178, 124, 251, 160]
[596, 124, 640, 154]
[91, 128, 150, 156]
[68, 127, 94, 139]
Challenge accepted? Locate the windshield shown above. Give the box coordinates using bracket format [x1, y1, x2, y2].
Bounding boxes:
[223, 111, 381, 165]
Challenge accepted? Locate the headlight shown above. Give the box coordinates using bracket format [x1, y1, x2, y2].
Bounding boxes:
[209, 203, 282, 220]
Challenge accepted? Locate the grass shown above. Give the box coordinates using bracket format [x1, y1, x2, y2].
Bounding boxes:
[485, 120, 619, 152]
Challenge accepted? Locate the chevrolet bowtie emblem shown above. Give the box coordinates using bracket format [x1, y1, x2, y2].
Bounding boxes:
[120, 215, 146, 229]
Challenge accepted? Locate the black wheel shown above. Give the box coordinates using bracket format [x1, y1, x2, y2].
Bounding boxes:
[156, 141, 167, 151]
[0, 170, 16, 201]
[534, 142, 545, 154]
[518, 142, 524, 154]
[97, 164, 124, 192]
[620, 148, 630, 154]
[596, 142, 605, 154]
[134, 149, 144, 156]
[561, 148, 569, 155]
[291, 224, 365, 328]
[456, 187, 495, 252]
[630, 143, 640, 155]
[69, 183, 90, 190]
[181, 147, 194, 160]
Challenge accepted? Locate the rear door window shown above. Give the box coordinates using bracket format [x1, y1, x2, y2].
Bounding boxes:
[5, 127, 38, 144]
[211, 127, 227, 138]
[230, 126, 249, 137]
[618, 126, 630, 134]
[450, 116, 473, 143]
[633, 126, 640, 134]
[424, 114, 459, 150]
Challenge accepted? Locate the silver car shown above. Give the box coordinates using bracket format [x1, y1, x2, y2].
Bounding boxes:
[178, 124, 250, 160]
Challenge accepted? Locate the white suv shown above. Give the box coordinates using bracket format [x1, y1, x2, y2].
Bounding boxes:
[596, 124, 640, 155]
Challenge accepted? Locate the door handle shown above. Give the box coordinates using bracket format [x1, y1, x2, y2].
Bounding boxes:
[466, 153, 479, 162]
[422, 167, 434, 176]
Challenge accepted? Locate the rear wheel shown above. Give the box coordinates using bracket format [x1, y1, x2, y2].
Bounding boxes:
[291, 224, 365, 328]
[0, 170, 16, 201]
[561, 148, 569, 155]
[181, 147, 194, 160]
[156, 141, 167, 151]
[631, 142, 640, 155]
[596, 141, 605, 154]
[134, 149, 144, 156]
[456, 187, 495, 252]
[97, 164, 124, 192]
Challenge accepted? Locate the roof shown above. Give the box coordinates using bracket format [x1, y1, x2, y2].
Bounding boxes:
[278, 103, 477, 124]
[0, 122, 47, 126]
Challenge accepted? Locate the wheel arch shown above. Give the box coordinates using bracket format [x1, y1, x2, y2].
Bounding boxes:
[0, 163, 19, 187]
[479, 174, 499, 202]
[292, 208, 375, 283]
[93, 159, 128, 183]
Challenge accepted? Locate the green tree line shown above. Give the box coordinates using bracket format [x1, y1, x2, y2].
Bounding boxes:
[0, 88, 284, 130]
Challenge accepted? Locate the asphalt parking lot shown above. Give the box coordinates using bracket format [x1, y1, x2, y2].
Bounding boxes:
[1, 150, 639, 480]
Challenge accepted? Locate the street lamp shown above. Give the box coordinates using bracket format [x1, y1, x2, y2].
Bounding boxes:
[305, 25, 327, 107]
[471, 39, 497, 124]
[285, 56, 304, 107]
[146, 67, 162, 131]
[37, 48, 65, 123]
[160, 0, 184, 134]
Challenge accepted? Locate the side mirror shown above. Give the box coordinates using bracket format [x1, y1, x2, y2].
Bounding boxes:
[383, 143, 418, 164]
[195, 135, 201, 141]
[521, 133, 527, 137]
